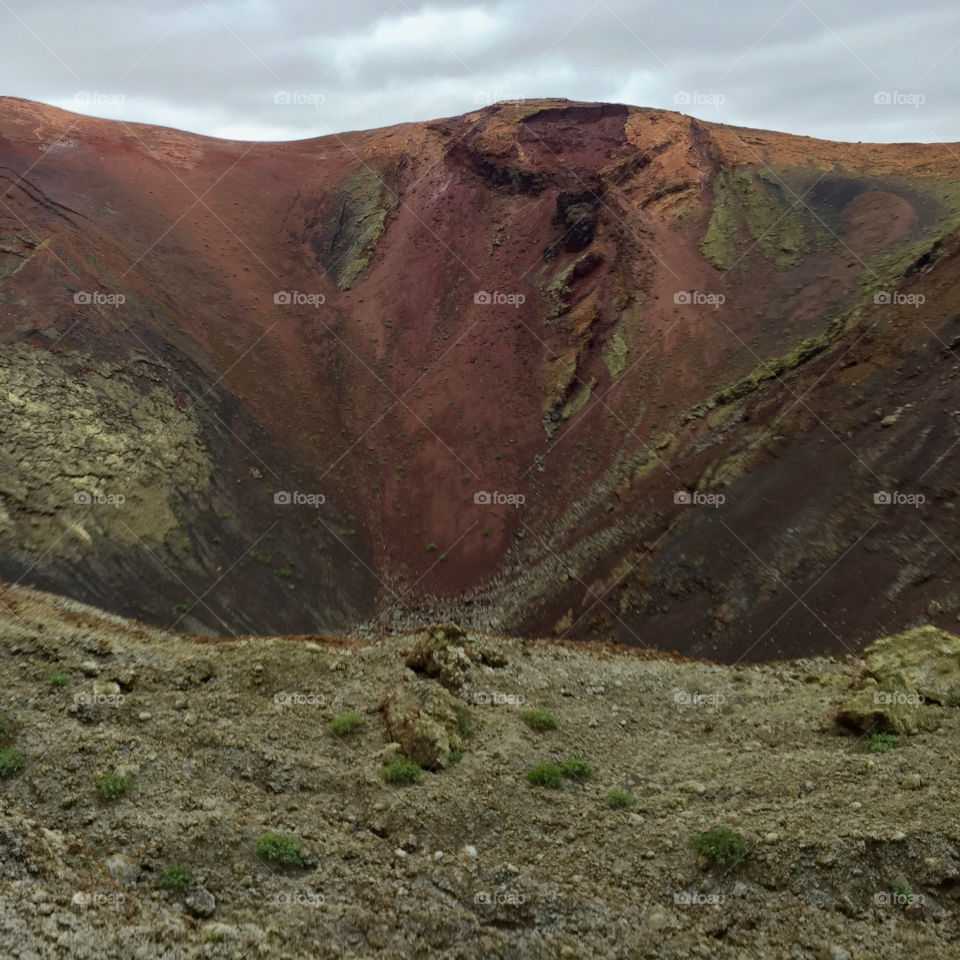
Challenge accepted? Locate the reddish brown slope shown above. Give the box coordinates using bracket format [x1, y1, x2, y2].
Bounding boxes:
[0, 97, 958, 656]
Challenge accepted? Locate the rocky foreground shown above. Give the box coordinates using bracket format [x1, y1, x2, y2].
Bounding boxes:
[1, 582, 959, 959]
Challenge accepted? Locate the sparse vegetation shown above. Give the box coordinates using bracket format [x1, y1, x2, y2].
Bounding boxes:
[328, 711, 365, 735]
[890, 879, 913, 902]
[49, 669, 70, 686]
[521, 708, 558, 731]
[454, 705, 472, 737]
[254, 832, 305, 867]
[526, 763, 563, 788]
[604, 789, 634, 808]
[159, 865, 192, 890]
[0, 747, 25, 778]
[690, 827, 748, 865]
[868, 731, 900, 752]
[560, 758, 593, 781]
[381, 755, 423, 784]
[95, 772, 134, 801]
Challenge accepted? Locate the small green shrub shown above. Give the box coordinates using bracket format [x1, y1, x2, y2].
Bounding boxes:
[526, 763, 563, 788]
[868, 732, 899, 753]
[447, 749, 463, 765]
[521, 709, 558, 731]
[890, 879, 913, 901]
[560, 758, 593, 781]
[0, 747, 25, 778]
[95, 773, 134, 801]
[690, 827, 748, 865]
[605, 789, 634, 808]
[49, 670, 70, 687]
[456, 707, 472, 738]
[381, 755, 423, 784]
[254, 833, 305, 867]
[160, 865, 192, 890]
[327, 711, 365, 735]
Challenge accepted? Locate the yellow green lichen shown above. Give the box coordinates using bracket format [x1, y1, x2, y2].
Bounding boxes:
[562, 378, 596, 419]
[603, 332, 629, 379]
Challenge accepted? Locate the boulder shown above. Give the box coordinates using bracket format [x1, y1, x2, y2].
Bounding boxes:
[863, 626, 960, 706]
[836, 682, 925, 735]
[380, 677, 466, 769]
[404, 623, 473, 693]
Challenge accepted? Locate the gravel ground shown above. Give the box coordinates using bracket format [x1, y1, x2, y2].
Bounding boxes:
[0, 582, 958, 959]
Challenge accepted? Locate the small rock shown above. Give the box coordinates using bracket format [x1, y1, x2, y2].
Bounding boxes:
[901, 774, 923, 791]
[105, 855, 140, 886]
[763, 832, 779, 844]
[817, 947, 851, 960]
[394, 849, 407, 859]
[138, 712, 152, 721]
[79, 661, 100, 677]
[679, 781, 706, 796]
[185, 887, 216, 919]
[463, 845, 478, 859]
[433, 851, 443, 862]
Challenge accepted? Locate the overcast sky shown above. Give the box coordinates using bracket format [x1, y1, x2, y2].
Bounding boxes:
[0, 0, 957, 143]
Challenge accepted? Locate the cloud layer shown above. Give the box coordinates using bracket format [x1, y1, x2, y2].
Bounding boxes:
[0, 0, 957, 142]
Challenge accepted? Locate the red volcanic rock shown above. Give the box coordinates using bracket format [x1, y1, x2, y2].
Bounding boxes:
[0, 96, 958, 660]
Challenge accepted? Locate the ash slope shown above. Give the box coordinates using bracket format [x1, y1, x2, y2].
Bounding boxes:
[0, 97, 959, 658]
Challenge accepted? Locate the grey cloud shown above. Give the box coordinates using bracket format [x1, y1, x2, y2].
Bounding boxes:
[0, 0, 957, 142]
